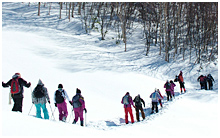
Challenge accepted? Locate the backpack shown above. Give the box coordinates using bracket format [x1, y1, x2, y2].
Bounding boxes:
[166, 82, 171, 89]
[134, 96, 142, 107]
[123, 95, 129, 105]
[72, 94, 82, 108]
[174, 75, 179, 82]
[151, 92, 158, 101]
[33, 85, 45, 98]
[55, 90, 64, 103]
[11, 78, 20, 94]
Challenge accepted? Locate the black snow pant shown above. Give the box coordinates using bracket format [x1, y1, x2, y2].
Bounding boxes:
[11, 94, 23, 112]
[151, 102, 159, 113]
[166, 91, 172, 101]
[207, 80, 213, 90]
[135, 106, 145, 121]
[200, 82, 207, 90]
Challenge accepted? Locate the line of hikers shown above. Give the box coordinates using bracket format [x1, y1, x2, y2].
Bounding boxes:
[2, 73, 87, 126]
[3, 71, 205, 125]
[121, 71, 186, 124]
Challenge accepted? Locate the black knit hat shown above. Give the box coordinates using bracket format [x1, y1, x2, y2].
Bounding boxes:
[76, 88, 81, 94]
[58, 84, 63, 88]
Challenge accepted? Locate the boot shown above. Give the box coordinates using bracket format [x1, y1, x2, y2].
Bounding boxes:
[80, 120, 84, 126]
[62, 116, 66, 122]
[72, 120, 76, 124]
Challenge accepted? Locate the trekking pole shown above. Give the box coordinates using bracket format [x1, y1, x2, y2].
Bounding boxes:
[68, 107, 74, 123]
[84, 110, 87, 127]
[49, 103, 56, 121]
[28, 86, 33, 115]
[28, 104, 34, 115]
[9, 92, 12, 105]
[51, 107, 56, 120]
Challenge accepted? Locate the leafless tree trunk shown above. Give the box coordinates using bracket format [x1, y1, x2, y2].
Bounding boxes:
[38, 2, 40, 16]
[59, 2, 62, 19]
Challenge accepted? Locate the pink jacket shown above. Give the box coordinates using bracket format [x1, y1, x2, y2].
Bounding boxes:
[170, 83, 176, 95]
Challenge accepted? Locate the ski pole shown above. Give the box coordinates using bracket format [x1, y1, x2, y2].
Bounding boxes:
[28, 104, 34, 115]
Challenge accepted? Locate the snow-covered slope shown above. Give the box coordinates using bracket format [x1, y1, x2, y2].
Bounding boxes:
[1, 2, 219, 137]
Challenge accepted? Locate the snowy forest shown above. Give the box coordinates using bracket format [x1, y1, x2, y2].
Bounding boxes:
[35, 2, 218, 64]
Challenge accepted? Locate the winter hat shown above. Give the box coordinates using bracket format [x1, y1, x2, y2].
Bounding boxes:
[38, 79, 44, 85]
[76, 88, 81, 94]
[15, 73, 21, 77]
[126, 92, 130, 95]
[12, 73, 21, 79]
[58, 84, 63, 88]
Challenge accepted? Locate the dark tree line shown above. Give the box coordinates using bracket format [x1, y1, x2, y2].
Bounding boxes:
[35, 2, 218, 64]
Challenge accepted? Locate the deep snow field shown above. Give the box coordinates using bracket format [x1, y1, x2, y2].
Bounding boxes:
[1, 2, 219, 137]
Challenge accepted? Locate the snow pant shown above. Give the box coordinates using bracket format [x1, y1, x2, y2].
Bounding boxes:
[207, 80, 213, 90]
[11, 94, 23, 112]
[124, 107, 134, 124]
[151, 102, 159, 113]
[73, 107, 84, 126]
[57, 101, 68, 121]
[200, 81, 207, 90]
[171, 91, 175, 98]
[179, 82, 186, 92]
[135, 106, 145, 121]
[73, 107, 84, 122]
[35, 103, 49, 119]
[158, 99, 163, 107]
[166, 91, 172, 101]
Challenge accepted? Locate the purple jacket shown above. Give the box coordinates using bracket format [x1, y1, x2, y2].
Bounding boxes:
[121, 94, 134, 108]
[170, 82, 176, 95]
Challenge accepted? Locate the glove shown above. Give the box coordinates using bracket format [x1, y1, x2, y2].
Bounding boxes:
[55, 103, 57, 107]
[27, 82, 31, 87]
[48, 101, 50, 104]
[69, 101, 72, 105]
[84, 108, 87, 113]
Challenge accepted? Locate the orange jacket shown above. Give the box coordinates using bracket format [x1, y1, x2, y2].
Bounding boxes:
[178, 74, 184, 82]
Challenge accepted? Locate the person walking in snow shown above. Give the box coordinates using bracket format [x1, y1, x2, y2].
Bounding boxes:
[121, 92, 136, 124]
[150, 89, 162, 114]
[32, 79, 50, 119]
[2, 73, 31, 112]
[157, 89, 164, 107]
[197, 75, 207, 90]
[170, 80, 176, 98]
[72, 88, 87, 126]
[178, 71, 186, 93]
[54, 84, 72, 122]
[206, 74, 214, 90]
[164, 80, 172, 101]
[133, 94, 145, 122]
